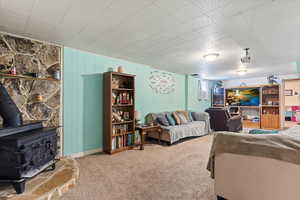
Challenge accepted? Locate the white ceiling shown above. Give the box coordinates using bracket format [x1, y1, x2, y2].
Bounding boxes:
[0, 0, 299, 80]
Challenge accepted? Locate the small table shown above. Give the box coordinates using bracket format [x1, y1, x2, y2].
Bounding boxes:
[136, 125, 162, 150]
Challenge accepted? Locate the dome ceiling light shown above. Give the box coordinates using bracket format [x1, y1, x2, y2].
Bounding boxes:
[203, 53, 220, 62]
[237, 68, 248, 76]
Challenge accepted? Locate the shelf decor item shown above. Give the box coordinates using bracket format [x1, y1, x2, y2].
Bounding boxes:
[52, 70, 60, 80]
[284, 89, 293, 96]
[117, 66, 125, 73]
[104, 72, 135, 154]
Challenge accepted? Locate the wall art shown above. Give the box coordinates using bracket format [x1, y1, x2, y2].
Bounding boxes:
[149, 71, 176, 94]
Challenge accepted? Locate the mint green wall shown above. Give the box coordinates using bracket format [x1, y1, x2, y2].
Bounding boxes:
[63, 47, 186, 156]
[186, 75, 212, 112]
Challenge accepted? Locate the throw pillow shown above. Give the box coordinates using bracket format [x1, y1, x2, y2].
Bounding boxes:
[166, 113, 176, 126]
[156, 115, 170, 126]
[177, 110, 190, 122]
[177, 112, 188, 124]
[192, 112, 203, 121]
[249, 129, 279, 134]
[192, 112, 209, 122]
[188, 111, 194, 121]
[172, 112, 181, 125]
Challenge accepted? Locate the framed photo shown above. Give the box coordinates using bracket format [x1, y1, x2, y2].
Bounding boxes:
[284, 89, 293, 96]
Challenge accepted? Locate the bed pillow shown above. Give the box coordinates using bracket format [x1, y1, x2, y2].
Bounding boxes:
[156, 115, 170, 126]
[166, 113, 176, 126]
[177, 112, 188, 124]
[172, 112, 181, 125]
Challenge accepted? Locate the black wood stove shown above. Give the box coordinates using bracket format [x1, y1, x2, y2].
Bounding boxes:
[0, 83, 57, 194]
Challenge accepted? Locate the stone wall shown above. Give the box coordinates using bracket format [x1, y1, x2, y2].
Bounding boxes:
[0, 32, 62, 153]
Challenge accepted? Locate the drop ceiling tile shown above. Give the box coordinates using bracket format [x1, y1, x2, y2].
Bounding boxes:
[208, 0, 268, 23]
[57, 0, 112, 35]
[0, 9, 27, 34]
[2, 0, 36, 16]
[30, 0, 73, 26]
[24, 19, 57, 42]
[187, 0, 231, 14]
[155, 0, 205, 22]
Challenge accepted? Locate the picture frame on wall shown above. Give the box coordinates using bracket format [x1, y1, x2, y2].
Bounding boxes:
[284, 89, 293, 96]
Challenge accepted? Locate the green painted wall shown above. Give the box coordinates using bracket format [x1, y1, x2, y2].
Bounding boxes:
[63, 47, 186, 156]
[186, 75, 212, 112]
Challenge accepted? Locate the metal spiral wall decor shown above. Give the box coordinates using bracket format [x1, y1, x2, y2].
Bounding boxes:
[149, 71, 176, 94]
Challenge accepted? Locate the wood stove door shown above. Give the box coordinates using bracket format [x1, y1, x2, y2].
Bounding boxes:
[20, 133, 57, 176]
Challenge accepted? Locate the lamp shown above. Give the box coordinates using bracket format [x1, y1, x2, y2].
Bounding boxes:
[135, 111, 141, 126]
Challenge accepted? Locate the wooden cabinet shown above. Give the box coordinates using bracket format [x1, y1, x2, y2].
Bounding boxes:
[260, 85, 280, 129]
[103, 72, 136, 154]
[225, 84, 281, 130]
[261, 113, 280, 129]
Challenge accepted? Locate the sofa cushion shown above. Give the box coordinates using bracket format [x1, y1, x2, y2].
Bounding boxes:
[162, 121, 207, 144]
[172, 112, 181, 125]
[166, 113, 176, 126]
[157, 115, 170, 126]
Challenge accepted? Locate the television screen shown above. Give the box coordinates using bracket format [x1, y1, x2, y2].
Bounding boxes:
[226, 88, 260, 106]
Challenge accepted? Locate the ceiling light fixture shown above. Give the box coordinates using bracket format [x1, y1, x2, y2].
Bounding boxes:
[237, 68, 248, 76]
[241, 48, 251, 64]
[203, 53, 220, 62]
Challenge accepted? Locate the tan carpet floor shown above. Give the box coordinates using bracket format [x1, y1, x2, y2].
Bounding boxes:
[61, 135, 215, 200]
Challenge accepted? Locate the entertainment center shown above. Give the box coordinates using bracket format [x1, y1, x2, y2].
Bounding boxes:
[212, 84, 281, 129]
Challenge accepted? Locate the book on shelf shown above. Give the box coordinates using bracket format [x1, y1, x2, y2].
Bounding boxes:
[111, 134, 134, 150]
[112, 124, 129, 135]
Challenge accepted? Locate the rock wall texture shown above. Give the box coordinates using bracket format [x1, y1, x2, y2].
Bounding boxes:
[0, 33, 62, 153]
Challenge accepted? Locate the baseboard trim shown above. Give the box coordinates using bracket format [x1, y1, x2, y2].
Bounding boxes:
[69, 148, 103, 158]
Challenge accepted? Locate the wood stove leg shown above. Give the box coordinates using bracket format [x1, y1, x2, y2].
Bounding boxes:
[12, 180, 25, 194]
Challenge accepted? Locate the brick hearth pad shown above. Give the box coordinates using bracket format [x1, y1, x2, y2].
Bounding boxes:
[0, 158, 79, 200]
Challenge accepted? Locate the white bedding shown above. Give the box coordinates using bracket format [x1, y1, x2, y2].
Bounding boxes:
[281, 125, 300, 140]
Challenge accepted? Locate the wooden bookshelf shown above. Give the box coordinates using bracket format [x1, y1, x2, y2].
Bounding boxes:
[261, 85, 280, 129]
[103, 72, 135, 154]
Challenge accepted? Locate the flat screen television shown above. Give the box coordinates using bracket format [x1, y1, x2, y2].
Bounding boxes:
[226, 88, 260, 106]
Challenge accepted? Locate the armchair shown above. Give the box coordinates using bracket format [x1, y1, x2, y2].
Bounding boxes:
[205, 107, 242, 132]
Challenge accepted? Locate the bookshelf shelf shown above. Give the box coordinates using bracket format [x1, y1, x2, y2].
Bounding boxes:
[112, 131, 133, 137]
[112, 120, 133, 125]
[112, 104, 134, 107]
[112, 88, 134, 91]
[0, 73, 60, 82]
[261, 105, 279, 107]
[104, 72, 136, 154]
